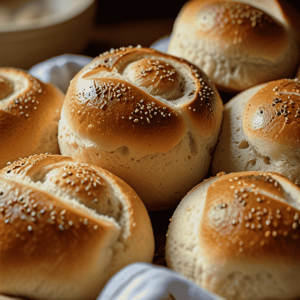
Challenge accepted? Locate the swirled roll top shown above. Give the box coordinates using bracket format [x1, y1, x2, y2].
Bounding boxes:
[63, 47, 223, 155]
[59, 46, 223, 210]
[0, 68, 64, 168]
[168, 0, 300, 92]
[0, 154, 154, 300]
[243, 79, 300, 161]
[166, 171, 300, 300]
[123, 59, 183, 99]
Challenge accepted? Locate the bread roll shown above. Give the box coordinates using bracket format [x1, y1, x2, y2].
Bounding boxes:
[168, 0, 300, 93]
[212, 78, 300, 185]
[166, 171, 300, 300]
[0, 154, 154, 300]
[58, 46, 223, 210]
[0, 68, 64, 169]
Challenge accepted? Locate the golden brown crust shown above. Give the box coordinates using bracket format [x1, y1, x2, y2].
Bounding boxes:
[0, 177, 114, 254]
[246, 0, 300, 45]
[64, 77, 187, 153]
[0, 154, 154, 299]
[180, 71, 221, 134]
[59, 47, 223, 210]
[0, 68, 64, 168]
[243, 79, 300, 152]
[201, 171, 300, 262]
[0, 176, 118, 300]
[168, 0, 300, 93]
[63, 47, 222, 153]
[124, 59, 182, 98]
[166, 170, 300, 300]
[181, 1, 287, 60]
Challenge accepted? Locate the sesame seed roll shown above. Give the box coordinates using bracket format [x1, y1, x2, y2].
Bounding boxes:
[0, 68, 64, 169]
[168, 0, 300, 93]
[58, 46, 223, 211]
[0, 154, 154, 300]
[212, 78, 300, 185]
[166, 171, 300, 300]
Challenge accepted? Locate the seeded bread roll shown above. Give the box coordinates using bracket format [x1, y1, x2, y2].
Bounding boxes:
[0, 68, 64, 169]
[0, 154, 154, 300]
[166, 171, 300, 300]
[212, 78, 300, 185]
[168, 0, 300, 93]
[58, 46, 223, 210]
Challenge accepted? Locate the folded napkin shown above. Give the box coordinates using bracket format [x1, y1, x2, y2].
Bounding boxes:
[29, 54, 93, 93]
[98, 263, 224, 300]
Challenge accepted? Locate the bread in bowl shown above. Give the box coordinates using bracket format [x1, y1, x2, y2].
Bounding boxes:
[0, 68, 64, 169]
[166, 171, 300, 300]
[168, 0, 300, 93]
[58, 46, 223, 210]
[0, 153, 154, 300]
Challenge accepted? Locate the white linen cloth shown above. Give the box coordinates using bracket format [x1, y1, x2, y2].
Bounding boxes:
[29, 54, 93, 93]
[98, 263, 223, 300]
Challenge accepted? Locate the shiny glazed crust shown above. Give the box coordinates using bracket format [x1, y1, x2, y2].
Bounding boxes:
[0, 68, 65, 168]
[243, 79, 300, 154]
[58, 46, 223, 210]
[166, 171, 300, 300]
[0, 154, 154, 300]
[168, 0, 300, 92]
[212, 78, 300, 185]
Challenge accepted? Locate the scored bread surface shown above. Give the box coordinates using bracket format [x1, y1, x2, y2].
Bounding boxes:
[166, 171, 300, 300]
[58, 46, 223, 210]
[0, 154, 154, 300]
[0, 68, 64, 168]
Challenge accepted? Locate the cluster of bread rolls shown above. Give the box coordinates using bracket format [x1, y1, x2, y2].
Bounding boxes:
[0, 154, 154, 300]
[163, 1, 300, 299]
[2, 0, 300, 298]
[0, 46, 224, 299]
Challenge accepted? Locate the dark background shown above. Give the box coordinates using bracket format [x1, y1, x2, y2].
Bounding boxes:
[94, 0, 188, 24]
[94, 0, 300, 24]
[85, 0, 300, 57]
